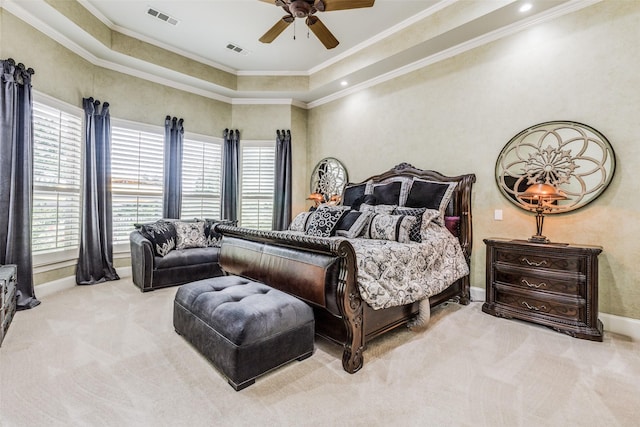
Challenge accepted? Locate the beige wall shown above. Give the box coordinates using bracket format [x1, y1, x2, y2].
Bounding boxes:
[230, 104, 308, 215]
[308, 1, 640, 320]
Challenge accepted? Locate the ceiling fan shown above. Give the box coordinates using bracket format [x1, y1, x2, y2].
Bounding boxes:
[258, 0, 375, 49]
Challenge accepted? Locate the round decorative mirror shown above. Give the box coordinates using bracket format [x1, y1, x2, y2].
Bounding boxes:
[310, 157, 349, 202]
[496, 121, 616, 213]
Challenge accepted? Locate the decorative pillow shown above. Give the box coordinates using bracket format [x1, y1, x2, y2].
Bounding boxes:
[366, 177, 412, 206]
[305, 207, 347, 237]
[359, 203, 397, 215]
[405, 179, 457, 222]
[341, 183, 368, 208]
[289, 212, 311, 232]
[366, 214, 416, 243]
[316, 203, 350, 211]
[204, 218, 237, 247]
[372, 181, 402, 206]
[394, 207, 426, 242]
[174, 220, 207, 249]
[335, 210, 372, 239]
[420, 209, 443, 241]
[138, 220, 176, 257]
[445, 216, 461, 237]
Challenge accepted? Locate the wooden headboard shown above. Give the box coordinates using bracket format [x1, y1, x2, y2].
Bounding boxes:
[344, 162, 476, 263]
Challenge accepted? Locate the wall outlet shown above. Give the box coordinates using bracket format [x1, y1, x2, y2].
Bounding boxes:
[494, 209, 503, 220]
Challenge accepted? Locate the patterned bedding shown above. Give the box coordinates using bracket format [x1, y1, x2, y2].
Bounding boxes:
[284, 220, 469, 310]
[347, 220, 469, 309]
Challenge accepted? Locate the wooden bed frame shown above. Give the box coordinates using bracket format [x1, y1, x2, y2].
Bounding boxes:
[217, 163, 476, 374]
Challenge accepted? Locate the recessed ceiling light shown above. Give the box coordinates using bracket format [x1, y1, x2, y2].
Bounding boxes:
[519, 3, 532, 13]
[340, 81, 348, 87]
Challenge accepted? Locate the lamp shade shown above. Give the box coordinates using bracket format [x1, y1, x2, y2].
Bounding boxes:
[520, 183, 567, 202]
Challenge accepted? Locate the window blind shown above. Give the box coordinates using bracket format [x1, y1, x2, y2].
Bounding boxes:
[32, 102, 82, 253]
[240, 142, 275, 230]
[181, 136, 223, 220]
[111, 125, 164, 244]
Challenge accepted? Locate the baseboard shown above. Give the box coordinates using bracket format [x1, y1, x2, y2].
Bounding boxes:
[599, 313, 640, 342]
[36, 266, 132, 299]
[469, 286, 640, 342]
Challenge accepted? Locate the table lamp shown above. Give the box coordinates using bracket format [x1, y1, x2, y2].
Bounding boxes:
[306, 192, 324, 207]
[520, 183, 567, 243]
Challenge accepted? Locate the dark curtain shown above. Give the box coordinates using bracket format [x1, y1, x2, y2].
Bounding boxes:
[163, 116, 184, 219]
[272, 129, 292, 230]
[0, 58, 40, 310]
[221, 128, 240, 221]
[75, 97, 119, 285]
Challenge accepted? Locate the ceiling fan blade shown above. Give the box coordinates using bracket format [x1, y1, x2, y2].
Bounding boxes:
[259, 16, 293, 43]
[321, 0, 375, 12]
[306, 16, 339, 49]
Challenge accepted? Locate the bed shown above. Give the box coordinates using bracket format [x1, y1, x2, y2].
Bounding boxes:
[216, 163, 476, 374]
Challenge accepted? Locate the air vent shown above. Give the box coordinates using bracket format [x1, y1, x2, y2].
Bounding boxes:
[226, 43, 250, 56]
[147, 7, 179, 26]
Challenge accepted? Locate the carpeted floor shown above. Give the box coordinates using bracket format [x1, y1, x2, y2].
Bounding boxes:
[1, 275, 639, 426]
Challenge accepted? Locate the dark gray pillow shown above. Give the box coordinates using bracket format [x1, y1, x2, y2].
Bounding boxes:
[372, 181, 402, 205]
[305, 207, 347, 237]
[204, 218, 237, 247]
[335, 210, 372, 238]
[405, 179, 457, 222]
[394, 207, 426, 242]
[342, 183, 367, 208]
[138, 220, 176, 257]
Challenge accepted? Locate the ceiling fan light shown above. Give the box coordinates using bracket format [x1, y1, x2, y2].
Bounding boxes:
[289, 1, 311, 18]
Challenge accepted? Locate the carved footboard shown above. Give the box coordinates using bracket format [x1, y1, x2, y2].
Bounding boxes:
[216, 225, 365, 374]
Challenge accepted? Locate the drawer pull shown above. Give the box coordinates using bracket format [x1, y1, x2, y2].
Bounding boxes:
[521, 279, 547, 289]
[522, 301, 547, 311]
[521, 257, 547, 267]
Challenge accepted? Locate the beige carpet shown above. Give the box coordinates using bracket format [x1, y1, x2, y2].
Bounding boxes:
[1, 276, 639, 427]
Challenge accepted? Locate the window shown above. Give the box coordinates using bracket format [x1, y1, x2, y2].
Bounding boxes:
[181, 135, 223, 220]
[240, 141, 275, 230]
[32, 101, 82, 254]
[111, 122, 164, 245]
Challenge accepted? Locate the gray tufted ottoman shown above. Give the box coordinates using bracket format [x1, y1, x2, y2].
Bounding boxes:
[173, 275, 315, 391]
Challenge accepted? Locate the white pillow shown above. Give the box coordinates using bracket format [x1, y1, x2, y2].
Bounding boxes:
[366, 214, 416, 243]
[288, 212, 311, 232]
[174, 220, 207, 249]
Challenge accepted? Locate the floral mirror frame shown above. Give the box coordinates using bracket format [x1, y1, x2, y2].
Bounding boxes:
[496, 121, 616, 213]
[310, 157, 349, 202]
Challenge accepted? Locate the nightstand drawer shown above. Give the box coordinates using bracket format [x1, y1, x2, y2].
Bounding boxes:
[494, 248, 584, 273]
[494, 284, 584, 322]
[494, 266, 583, 297]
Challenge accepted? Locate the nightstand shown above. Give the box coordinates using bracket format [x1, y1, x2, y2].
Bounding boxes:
[482, 238, 603, 341]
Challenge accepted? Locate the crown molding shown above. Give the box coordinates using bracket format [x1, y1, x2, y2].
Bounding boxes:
[232, 98, 308, 109]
